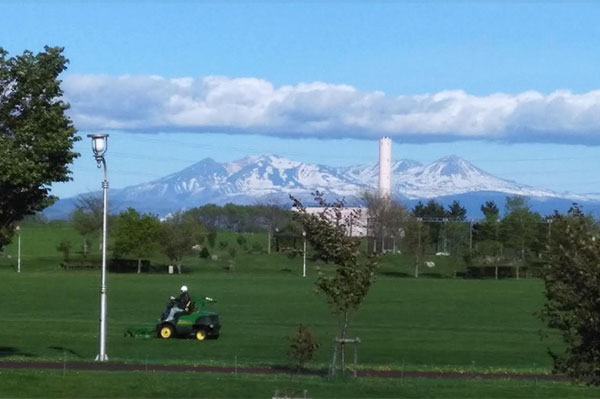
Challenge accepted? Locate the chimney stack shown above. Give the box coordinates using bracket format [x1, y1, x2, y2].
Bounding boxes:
[378, 137, 392, 198]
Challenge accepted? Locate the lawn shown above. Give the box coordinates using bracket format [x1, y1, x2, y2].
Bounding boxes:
[0, 268, 559, 371]
[1, 223, 595, 397]
[3, 369, 600, 399]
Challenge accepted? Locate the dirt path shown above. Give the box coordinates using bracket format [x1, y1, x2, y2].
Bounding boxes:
[0, 360, 567, 382]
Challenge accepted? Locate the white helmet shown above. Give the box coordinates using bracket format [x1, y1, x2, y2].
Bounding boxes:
[180, 285, 188, 292]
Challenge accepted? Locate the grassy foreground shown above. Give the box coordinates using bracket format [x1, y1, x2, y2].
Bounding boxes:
[0, 269, 560, 371]
[1, 223, 597, 397]
[2, 369, 600, 398]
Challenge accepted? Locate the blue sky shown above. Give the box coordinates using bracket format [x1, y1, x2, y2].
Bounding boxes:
[3, 1, 600, 197]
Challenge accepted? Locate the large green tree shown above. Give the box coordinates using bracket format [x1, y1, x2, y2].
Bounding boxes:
[0, 46, 78, 250]
[540, 205, 600, 384]
[499, 196, 543, 278]
[113, 208, 161, 273]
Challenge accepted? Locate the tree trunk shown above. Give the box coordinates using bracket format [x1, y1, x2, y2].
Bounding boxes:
[518, 239, 524, 280]
[267, 229, 271, 254]
[415, 261, 419, 278]
[177, 262, 182, 274]
[137, 258, 141, 274]
[340, 311, 349, 375]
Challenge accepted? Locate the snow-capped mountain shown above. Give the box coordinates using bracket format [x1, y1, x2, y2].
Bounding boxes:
[394, 155, 562, 199]
[45, 154, 600, 219]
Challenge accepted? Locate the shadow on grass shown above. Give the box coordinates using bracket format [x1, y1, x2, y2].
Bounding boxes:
[379, 271, 412, 278]
[0, 346, 36, 358]
[48, 346, 84, 359]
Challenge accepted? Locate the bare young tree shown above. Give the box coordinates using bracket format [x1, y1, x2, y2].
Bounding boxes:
[362, 191, 411, 254]
[291, 191, 377, 375]
[71, 194, 104, 254]
[158, 211, 205, 274]
[254, 198, 288, 254]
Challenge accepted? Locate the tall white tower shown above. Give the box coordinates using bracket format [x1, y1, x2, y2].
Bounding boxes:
[378, 137, 392, 198]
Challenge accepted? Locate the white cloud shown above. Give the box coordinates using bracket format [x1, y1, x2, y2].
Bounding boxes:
[63, 74, 600, 144]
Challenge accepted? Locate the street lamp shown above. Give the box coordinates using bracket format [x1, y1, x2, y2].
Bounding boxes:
[15, 225, 20, 273]
[87, 133, 109, 362]
[302, 231, 307, 278]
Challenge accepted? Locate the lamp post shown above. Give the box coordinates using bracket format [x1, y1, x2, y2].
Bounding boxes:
[15, 225, 20, 273]
[88, 133, 109, 362]
[302, 231, 306, 278]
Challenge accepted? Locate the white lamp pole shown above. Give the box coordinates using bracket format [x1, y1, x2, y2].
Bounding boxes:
[16, 225, 21, 273]
[88, 133, 109, 362]
[302, 231, 306, 278]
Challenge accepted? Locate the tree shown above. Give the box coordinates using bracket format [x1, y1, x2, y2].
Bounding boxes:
[287, 325, 319, 372]
[470, 200, 503, 271]
[57, 238, 72, 264]
[0, 46, 78, 250]
[447, 200, 467, 220]
[113, 208, 161, 273]
[401, 215, 427, 277]
[540, 205, 600, 384]
[159, 211, 205, 273]
[500, 196, 542, 278]
[70, 194, 104, 254]
[362, 191, 411, 254]
[291, 192, 376, 375]
[412, 199, 446, 252]
[474, 200, 501, 242]
[254, 201, 288, 254]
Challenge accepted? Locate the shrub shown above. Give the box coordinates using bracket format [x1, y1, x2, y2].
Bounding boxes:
[57, 238, 72, 263]
[236, 234, 247, 248]
[199, 247, 211, 259]
[207, 230, 217, 248]
[251, 241, 263, 253]
[228, 247, 237, 259]
[287, 325, 319, 371]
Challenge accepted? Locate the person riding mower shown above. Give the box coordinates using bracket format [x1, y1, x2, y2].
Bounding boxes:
[156, 295, 221, 341]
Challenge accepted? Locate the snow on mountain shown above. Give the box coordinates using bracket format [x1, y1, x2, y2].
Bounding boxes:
[45, 154, 599, 219]
[340, 159, 422, 187]
[395, 155, 561, 199]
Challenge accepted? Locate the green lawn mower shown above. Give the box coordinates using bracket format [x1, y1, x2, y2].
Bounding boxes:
[157, 296, 221, 341]
[125, 296, 221, 341]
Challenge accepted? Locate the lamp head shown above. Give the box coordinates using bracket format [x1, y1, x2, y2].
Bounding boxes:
[87, 134, 109, 160]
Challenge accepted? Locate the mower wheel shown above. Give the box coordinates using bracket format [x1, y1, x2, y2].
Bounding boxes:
[158, 324, 174, 339]
[195, 329, 207, 341]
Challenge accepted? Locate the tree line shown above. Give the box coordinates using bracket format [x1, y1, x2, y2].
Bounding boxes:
[64, 197, 294, 272]
[60, 190, 599, 279]
[365, 193, 598, 275]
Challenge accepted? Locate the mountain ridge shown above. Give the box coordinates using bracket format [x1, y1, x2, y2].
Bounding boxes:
[45, 154, 600, 219]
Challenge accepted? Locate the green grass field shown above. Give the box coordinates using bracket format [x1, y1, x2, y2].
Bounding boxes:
[0, 269, 560, 370]
[3, 369, 600, 399]
[1, 223, 599, 397]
